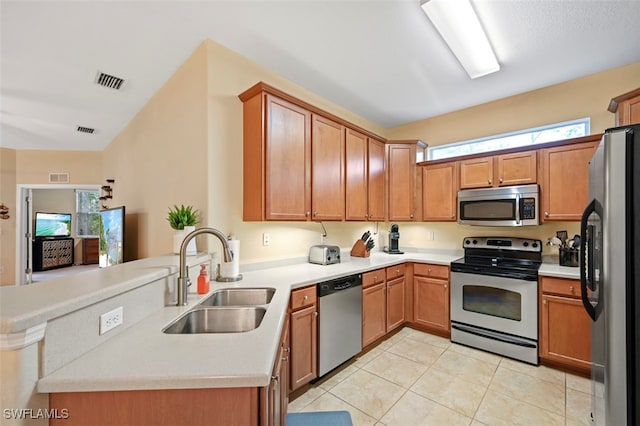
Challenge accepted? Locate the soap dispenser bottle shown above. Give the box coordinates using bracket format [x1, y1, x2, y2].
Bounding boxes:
[197, 264, 210, 294]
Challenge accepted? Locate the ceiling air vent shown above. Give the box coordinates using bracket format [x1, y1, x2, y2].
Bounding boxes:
[49, 173, 70, 184]
[95, 71, 125, 90]
[77, 126, 95, 134]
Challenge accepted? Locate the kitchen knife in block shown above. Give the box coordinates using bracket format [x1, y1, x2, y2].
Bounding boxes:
[350, 239, 370, 258]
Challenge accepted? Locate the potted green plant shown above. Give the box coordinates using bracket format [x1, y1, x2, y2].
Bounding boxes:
[167, 205, 199, 255]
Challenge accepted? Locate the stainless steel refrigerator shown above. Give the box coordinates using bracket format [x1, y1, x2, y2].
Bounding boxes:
[580, 124, 639, 425]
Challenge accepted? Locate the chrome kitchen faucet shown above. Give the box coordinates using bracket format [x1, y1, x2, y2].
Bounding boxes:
[176, 227, 233, 306]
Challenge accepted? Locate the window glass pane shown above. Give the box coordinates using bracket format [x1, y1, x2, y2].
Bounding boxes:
[429, 118, 590, 160]
[75, 190, 101, 237]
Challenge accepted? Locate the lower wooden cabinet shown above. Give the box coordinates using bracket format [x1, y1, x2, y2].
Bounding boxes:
[289, 286, 317, 392]
[362, 280, 387, 347]
[539, 276, 591, 373]
[386, 275, 406, 332]
[412, 263, 450, 336]
[262, 315, 289, 426]
[362, 267, 406, 348]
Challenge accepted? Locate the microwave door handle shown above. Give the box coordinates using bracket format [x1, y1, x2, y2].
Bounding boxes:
[515, 194, 520, 225]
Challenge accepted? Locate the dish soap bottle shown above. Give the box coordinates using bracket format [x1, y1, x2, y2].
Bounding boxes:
[197, 264, 210, 294]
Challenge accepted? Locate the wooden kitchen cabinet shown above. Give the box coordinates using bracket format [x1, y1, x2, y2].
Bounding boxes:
[539, 139, 598, 221]
[262, 315, 289, 426]
[459, 150, 536, 189]
[459, 156, 494, 189]
[368, 138, 387, 221]
[361, 267, 406, 347]
[412, 263, 450, 336]
[385, 265, 406, 332]
[345, 128, 368, 220]
[311, 114, 345, 220]
[241, 89, 311, 221]
[50, 388, 259, 426]
[608, 87, 640, 126]
[362, 271, 387, 347]
[386, 140, 426, 221]
[289, 286, 317, 391]
[422, 161, 458, 221]
[539, 276, 591, 373]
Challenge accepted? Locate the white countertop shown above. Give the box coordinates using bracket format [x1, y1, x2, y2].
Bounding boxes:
[34, 250, 579, 393]
[0, 254, 211, 334]
[36, 251, 458, 393]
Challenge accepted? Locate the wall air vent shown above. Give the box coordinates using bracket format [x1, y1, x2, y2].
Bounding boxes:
[77, 126, 95, 134]
[95, 71, 125, 90]
[49, 173, 70, 184]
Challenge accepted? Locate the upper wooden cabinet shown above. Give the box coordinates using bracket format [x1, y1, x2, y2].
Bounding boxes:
[368, 138, 387, 221]
[311, 115, 344, 221]
[459, 150, 537, 189]
[387, 140, 426, 221]
[241, 90, 311, 221]
[422, 161, 458, 221]
[240, 82, 386, 222]
[539, 139, 598, 221]
[608, 87, 640, 126]
[344, 131, 386, 221]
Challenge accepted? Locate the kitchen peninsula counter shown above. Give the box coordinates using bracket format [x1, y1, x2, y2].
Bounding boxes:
[27, 249, 578, 394]
[35, 250, 460, 393]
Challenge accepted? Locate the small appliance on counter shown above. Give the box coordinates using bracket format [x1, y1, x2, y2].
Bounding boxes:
[309, 244, 341, 265]
[383, 224, 403, 254]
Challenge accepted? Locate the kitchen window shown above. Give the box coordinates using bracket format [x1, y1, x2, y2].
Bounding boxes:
[428, 118, 590, 160]
[75, 190, 100, 237]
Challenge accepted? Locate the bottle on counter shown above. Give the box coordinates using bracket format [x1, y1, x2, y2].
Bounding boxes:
[197, 264, 210, 294]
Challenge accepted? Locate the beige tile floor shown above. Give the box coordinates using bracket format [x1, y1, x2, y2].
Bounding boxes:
[289, 327, 592, 426]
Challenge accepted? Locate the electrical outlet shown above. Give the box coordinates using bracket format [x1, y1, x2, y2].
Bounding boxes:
[99, 306, 123, 335]
[427, 231, 435, 241]
[262, 232, 270, 246]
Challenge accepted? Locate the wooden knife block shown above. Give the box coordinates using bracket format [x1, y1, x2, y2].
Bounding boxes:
[350, 239, 370, 258]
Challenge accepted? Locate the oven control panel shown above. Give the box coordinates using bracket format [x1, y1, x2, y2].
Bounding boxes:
[462, 237, 542, 252]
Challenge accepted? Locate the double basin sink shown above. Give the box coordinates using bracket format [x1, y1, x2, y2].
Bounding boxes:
[163, 288, 275, 334]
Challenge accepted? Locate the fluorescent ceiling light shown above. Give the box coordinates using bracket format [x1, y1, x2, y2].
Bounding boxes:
[421, 0, 500, 79]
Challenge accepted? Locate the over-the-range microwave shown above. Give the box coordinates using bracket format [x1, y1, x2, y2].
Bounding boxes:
[458, 184, 539, 227]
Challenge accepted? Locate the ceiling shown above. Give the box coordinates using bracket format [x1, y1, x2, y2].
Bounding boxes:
[2, 1, 640, 151]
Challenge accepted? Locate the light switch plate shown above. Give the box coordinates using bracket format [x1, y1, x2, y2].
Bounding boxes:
[99, 306, 123, 335]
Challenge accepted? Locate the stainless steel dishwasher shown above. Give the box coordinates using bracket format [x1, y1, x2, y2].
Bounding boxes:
[317, 273, 363, 377]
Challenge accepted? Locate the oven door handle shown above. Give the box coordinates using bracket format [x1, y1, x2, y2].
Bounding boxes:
[451, 323, 537, 348]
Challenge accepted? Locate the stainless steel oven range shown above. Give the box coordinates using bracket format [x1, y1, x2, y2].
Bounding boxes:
[450, 237, 542, 365]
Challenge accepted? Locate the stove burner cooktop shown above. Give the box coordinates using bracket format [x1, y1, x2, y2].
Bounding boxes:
[451, 236, 542, 281]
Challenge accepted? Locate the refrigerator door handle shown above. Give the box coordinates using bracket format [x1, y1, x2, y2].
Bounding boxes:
[580, 199, 598, 321]
[580, 198, 604, 321]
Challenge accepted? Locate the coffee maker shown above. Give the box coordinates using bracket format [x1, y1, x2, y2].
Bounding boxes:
[384, 224, 403, 254]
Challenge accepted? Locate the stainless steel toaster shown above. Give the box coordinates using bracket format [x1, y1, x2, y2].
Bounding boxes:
[309, 245, 341, 265]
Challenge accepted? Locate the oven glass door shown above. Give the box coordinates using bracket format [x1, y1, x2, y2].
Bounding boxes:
[450, 272, 537, 340]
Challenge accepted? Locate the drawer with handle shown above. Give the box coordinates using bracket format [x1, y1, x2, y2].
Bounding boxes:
[540, 276, 581, 298]
[414, 263, 449, 280]
[362, 269, 385, 288]
[290, 285, 316, 310]
[386, 264, 406, 280]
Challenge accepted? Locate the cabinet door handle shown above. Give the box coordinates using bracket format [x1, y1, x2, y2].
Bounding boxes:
[314, 311, 318, 317]
[544, 211, 549, 217]
[283, 347, 290, 353]
[410, 214, 414, 219]
[444, 284, 448, 289]
[313, 211, 318, 217]
[282, 356, 288, 362]
[306, 211, 310, 217]
[569, 286, 575, 292]
[488, 179, 492, 185]
[543, 299, 547, 305]
[499, 177, 503, 183]
[303, 295, 308, 301]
